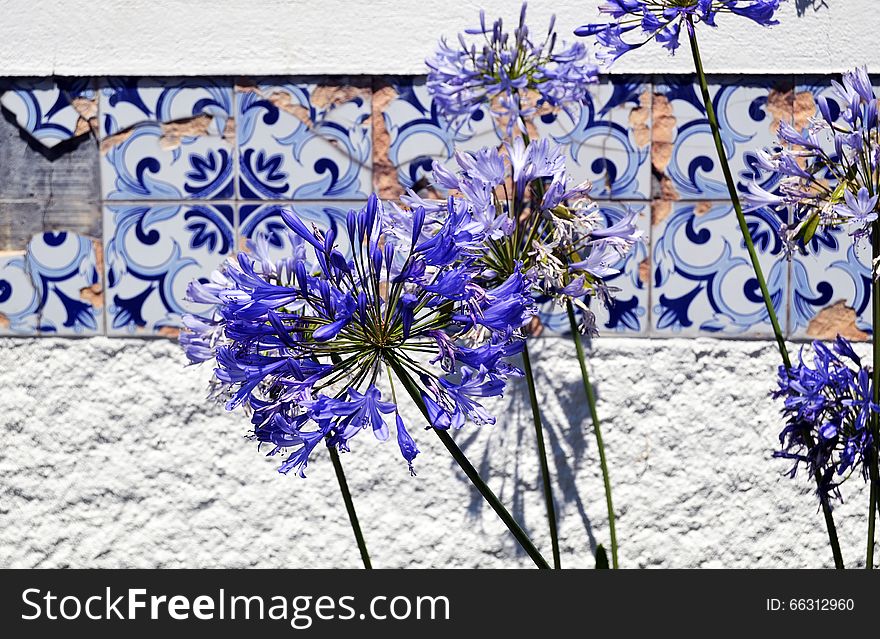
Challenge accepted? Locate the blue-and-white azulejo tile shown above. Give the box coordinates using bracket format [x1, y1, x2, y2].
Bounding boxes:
[0, 232, 103, 335]
[99, 78, 235, 200]
[650, 201, 788, 337]
[236, 78, 372, 200]
[652, 76, 790, 201]
[0, 78, 96, 149]
[104, 204, 234, 335]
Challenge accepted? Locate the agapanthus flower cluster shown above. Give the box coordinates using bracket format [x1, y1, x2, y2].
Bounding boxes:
[427, 2, 598, 135]
[575, 1, 784, 61]
[180, 195, 535, 477]
[744, 66, 880, 266]
[773, 335, 879, 502]
[400, 139, 642, 335]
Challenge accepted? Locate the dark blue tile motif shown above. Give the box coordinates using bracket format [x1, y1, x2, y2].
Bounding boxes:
[100, 78, 235, 200]
[104, 204, 234, 334]
[236, 80, 371, 200]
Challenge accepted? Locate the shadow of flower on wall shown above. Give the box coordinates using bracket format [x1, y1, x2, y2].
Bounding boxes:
[795, 0, 828, 17]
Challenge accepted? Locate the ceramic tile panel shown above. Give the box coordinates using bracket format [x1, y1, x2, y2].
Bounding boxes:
[0, 231, 103, 335]
[236, 78, 372, 200]
[103, 203, 235, 335]
[650, 201, 788, 337]
[535, 77, 652, 201]
[99, 78, 235, 200]
[652, 76, 792, 201]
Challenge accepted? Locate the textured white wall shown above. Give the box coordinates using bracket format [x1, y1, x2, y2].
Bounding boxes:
[0, 336, 871, 568]
[0, 0, 876, 76]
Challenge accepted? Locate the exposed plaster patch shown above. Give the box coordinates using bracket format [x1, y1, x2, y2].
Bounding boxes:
[765, 86, 794, 135]
[69, 96, 99, 137]
[0, 312, 9, 330]
[527, 315, 544, 338]
[371, 81, 402, 199]
[157, 326, 180, 339]
[311, 84, 370, 111]
[269, 90, 313, 127]
[651, 93, 675, 175]
[659, 177, 680, 201]
[638, 257, 651, 285]
[79, 239, 104, 309]
[159, 114, 214, 151]
[629, 90, 651, 149]
[652, 200, 672, 227]
[222, 116, 236, 142]
[805, 300, 869, 341]
[694, 201, 713, 216]
[793, 90, 817, 131]
[100, 127, 135, 154]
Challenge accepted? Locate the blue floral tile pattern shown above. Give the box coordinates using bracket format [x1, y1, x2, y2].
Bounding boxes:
[236, 79, 371, 200]
[789, 226, 872, 340]
[540, 202, 650, 336]
[0, 78, 96, 148]
[104, 204, 234, 334]
[535, 78, 652, 200]
[374, 77, 499, 197]
[0, 232, 103, 335]
[650, 201, 788, 336]
[653, 76, 790, 200]
[238, 201, 360, 263]
[99, 78, 235, 200]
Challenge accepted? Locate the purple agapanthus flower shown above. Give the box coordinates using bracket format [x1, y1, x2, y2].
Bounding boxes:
[773, 335, 879, 502]
[399, 140, 642, 335]
[575, 1, 785, 61]
[743, 66, 880, 266]
[181, 195, 534, 477]
[427, 2, 598, 135]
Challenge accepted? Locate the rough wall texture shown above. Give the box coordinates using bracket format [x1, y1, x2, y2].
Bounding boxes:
[0, 336, 870, 569]
[0, 1, 875, 76]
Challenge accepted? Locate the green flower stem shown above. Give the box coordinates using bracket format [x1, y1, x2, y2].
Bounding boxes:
[327, 352, 371, 569]
[686, 20, 845, 569]
[566, 301, 618, 569]
[387, 358, 551, 569]
[327, 445, 372, 569]
[521, 343, 562, 568]
[685, 21, 789, 369]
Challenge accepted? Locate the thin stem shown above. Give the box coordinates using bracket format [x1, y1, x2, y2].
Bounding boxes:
[686, 20, 790, 370]
[326, 352, 371, 569]
[522, 343, 561, 568]
[687, 21, 845, 569]
[566, 302, 618, 569]
[388, 358, 551, 569]
[327, 445, 372, 569]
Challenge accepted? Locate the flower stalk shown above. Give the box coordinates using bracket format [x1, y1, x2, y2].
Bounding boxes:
[521, 343, 561, 568]
[566, 301, 618, 568]
[327, 445, 372, 569]
[686, 20, 844, 569]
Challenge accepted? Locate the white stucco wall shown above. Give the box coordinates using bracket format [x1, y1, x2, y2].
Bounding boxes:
[0, 0, 876, 76]
[0, 336, 871, 569]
